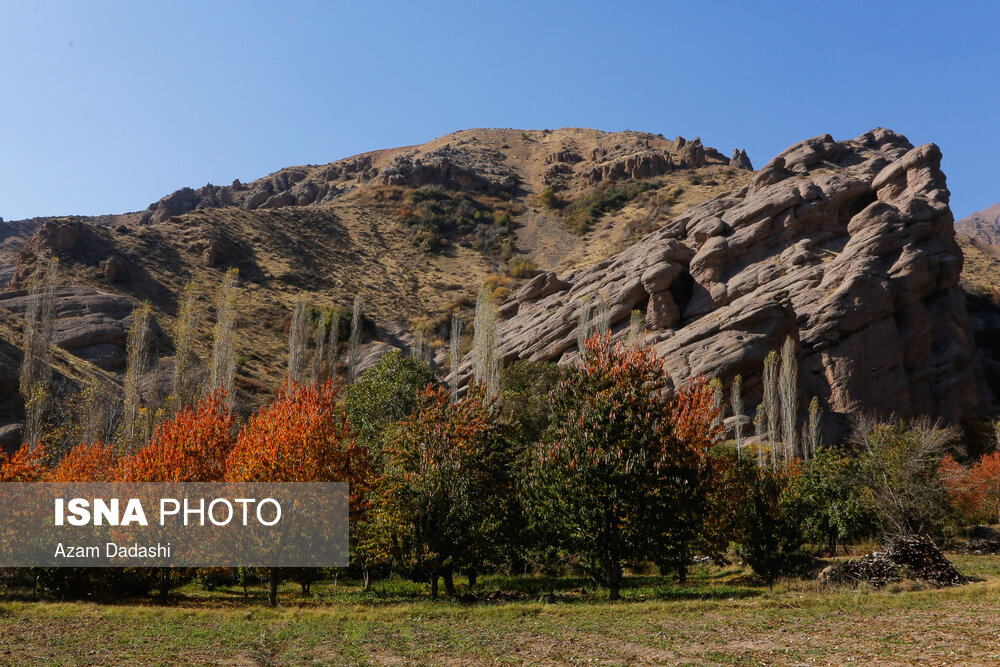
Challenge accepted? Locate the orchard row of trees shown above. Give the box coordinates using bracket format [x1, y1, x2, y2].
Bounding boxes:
[5, 265, 999, 603]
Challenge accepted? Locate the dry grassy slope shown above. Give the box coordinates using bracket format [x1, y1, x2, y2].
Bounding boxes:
[2, 128, 754, 389]
[958, 234, 1000, 296]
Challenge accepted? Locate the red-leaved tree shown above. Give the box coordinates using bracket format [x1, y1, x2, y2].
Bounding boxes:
[116, 388, 236, 483]
[940, 452, 1000, 525]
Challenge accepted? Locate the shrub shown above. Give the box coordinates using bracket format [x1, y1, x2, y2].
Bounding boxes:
[506, 255, 537, 278]
[539, 187, 560, 210]
[561, 182, 655, 235]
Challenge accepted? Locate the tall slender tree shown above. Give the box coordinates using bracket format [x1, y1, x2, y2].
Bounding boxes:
[326, 308, 340, 380]
[730, 374, 745, 459]
[288, 297, 310, 383]
[472, 284, 501, 399]
[209, 268, 239, 403]
[122, 302, 152, 450]
[348, 296, 363, 384]
[762, 350, 780, 469]
[172, 281, 201, 409]
[449, 313, 463, 403]
[779, 336, 799, 460]
[21, 258, 58, 447]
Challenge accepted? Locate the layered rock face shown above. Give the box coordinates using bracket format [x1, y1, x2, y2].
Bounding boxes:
[478, 129, 981, 428]
[0, 286, 167, 371]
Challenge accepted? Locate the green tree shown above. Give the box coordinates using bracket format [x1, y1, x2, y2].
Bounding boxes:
[344, 350, 437, 448]
[499, 360, 567, 446]
[366, 386, 518, 597]
[528, 333, 717, 600]
[784, 449, 878, 555]
[732, 462, 803, 588]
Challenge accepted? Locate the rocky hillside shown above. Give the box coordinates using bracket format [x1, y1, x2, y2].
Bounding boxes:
[0, 129, 751, 397]
[460, 129, 987, 436]
[0, 126, 994, 446]
[957, 203, 1000, 247]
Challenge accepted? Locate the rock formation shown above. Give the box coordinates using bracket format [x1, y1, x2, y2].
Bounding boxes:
[465, 129, 982, 431]
[730, 148, 753, 170]
[0, 286, 167, 370]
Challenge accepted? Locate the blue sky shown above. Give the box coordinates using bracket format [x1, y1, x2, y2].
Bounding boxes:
[1, 1, 998, 221]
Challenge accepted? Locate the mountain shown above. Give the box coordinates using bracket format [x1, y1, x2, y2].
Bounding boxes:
[0, 129, 751, 436]
[0, 126, 993, 447]
[956, 203, 1000, 247]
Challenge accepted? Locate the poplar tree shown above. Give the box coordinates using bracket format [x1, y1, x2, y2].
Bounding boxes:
[209, 268, 239, 403]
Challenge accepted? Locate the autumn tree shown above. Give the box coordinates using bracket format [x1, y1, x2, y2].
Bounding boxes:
[45, 441, 117, 482]
[528, 333, 718, 600]
[651, 376, 723, 583]
[226, 380, 370, 606]
[940, 452, 1000, 525]
[0, 443, 47, 482]
[116, 388, 236, 483]
[366, 386, 518, 597]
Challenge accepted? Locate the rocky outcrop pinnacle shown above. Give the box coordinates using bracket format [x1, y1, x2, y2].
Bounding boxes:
[469, 128, 981, 430]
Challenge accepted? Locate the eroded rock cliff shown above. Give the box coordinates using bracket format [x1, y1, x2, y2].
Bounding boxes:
[473, 129, 982, 430]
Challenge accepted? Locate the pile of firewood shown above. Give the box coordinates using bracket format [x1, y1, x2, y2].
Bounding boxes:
[961, 537, 1000, 555]
[823, 535, 967, 588]
[823, 553, 902, 588]
[884, 534, 967, 586]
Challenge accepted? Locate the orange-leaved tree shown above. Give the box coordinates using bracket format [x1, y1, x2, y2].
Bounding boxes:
[226, 380, 367, 485]
[652, 375, 724, 582]
[45, 441, 117, 482]
[225, 379, 370, 606]
[0, 443, 48, 482]
[116, 388, 236, 482]
[111, 388, 236, 604]
[940, 452, 1000, 525]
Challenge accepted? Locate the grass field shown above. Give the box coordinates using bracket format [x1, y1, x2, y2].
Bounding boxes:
[3, 555, 1000, 666]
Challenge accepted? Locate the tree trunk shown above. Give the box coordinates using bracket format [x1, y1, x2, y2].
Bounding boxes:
[606, 560, 622, 601]
[430, 575, 439, 599]
[829, 532, 837, 557]
[362, 566, 371, 591]
[268, 567, 279, 607]
[443, 567, 456, 597]
[158, 568, 169, 604]
[466, 568, 477, 588]
[676, 545, 688, 585]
